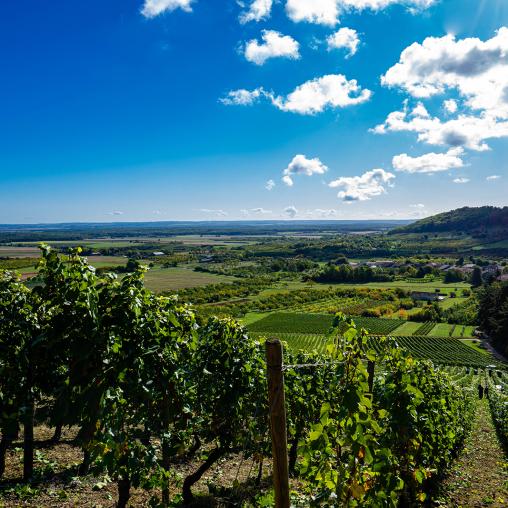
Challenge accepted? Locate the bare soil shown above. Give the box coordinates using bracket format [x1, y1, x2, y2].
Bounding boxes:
[0, 425, 273, 507]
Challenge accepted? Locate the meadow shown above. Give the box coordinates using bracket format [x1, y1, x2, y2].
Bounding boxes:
[144, 266, 237, 291]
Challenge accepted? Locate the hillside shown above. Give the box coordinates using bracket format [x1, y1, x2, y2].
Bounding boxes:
[391, 206, 508, 236]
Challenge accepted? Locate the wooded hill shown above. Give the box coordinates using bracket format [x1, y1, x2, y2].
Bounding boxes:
[391, 206, 508, 236]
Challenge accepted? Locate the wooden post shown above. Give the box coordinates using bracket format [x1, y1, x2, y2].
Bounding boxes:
[367, 360, 375, 394]
[23, 340, 34, 482]
[266, 339, 290, 508]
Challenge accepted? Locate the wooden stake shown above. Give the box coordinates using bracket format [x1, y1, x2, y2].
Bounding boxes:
[367, 360, 375, 394]
[266, 339, 290, 508]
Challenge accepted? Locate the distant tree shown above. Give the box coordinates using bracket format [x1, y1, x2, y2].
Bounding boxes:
[444, 269, 463, 283]
[456, 257, 464, 266]
[471, 267, 483, 288]
[125, 258, 140, 272]
[333, 255, 348, 265]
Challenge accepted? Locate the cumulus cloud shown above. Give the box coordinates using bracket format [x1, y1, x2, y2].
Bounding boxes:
[219, 87, 265, 106]
[453, 177, 469, 184]
[222, 74, 371, 115]
[239, 0, 273, 23]
[272, 74, 371, 114]
[286, 0, 340, 26]
[373, 102, 508, 151]
[244, 30, 300, 65]
[284, 205, 298, 218]
[486, 175, 501, 181]
[282, 154, 328, 186]
[285, 0, 436, 26]
[329, 168, 395, 202]
[443, 99, 458, 114]
[265, 179, 276, 190]
[382, 28, 508, 119]
[327, 27, 360, 57]
[141, 0, 194, 18]
[392, 147, 464, 173]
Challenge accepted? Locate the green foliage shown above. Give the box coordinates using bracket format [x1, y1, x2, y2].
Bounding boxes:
[471, 267, 483, 288]
[478, 281, 508, 357]
[298, 315, 475, 506]
[411, 302, 443, 322]
[488, 374, 508, 449]
[313, 263, 393, 284]
[0, 247, 493, 507]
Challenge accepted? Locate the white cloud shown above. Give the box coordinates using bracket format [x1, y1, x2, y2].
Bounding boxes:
[244, 30, 300, 66]
[443, 99, 458, 114]
[312, 208, 338, 217]
[141, 0, 194, 18]
[286, 0, 340, 26]
[381, 28, 508, 119]
[222, 74, 371, 115]
[251, 207, 272, 214]
[271, 74, 371, 114]
[329, 168, 395, 202]
[265, 179, 276, 190]
[220, 87, 265, 106]
[486, 175, 501, 181]
[282, 154, 328, 186]
[373, 102, 508, 151]
[327, 27, 360, 57]
[239, 0, 273, 23]
[453, 177, 469, 184]
[392, 147, 464, 173]
[284, 205, 298, 218]
[199, 208, 228, 217]
[285, 0, 436, 26]
[109, 211, 124, 216]
[410, 203, 425, 208]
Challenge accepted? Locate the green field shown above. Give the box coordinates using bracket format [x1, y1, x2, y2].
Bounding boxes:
[87, 255, 127, 268]
[438, 297, 468, 310]
[326, 280, 471, 295]
[428, 323, 476, 338]
[390, 321, 423, 335]
[429, 323, 455, 337]
[144, 267, 237, 292]
[462, 339, 489, 355]
[241, 312, 272, 326]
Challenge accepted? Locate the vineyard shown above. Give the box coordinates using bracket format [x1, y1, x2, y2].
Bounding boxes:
[372, 336, 494, 368]
[488, 370, 508, 446]
[248, 312, 405, 335]
[251, 332, 497, 368]
[0, 249, 506, 507]
[248, 312, 476, 339]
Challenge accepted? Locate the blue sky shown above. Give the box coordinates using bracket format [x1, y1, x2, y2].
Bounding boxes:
[0, 0, 507, 223]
